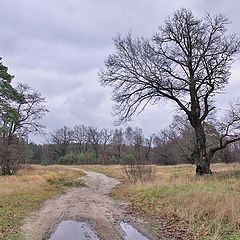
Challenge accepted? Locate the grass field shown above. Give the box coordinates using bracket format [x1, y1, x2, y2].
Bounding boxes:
[1, 163, 239, 240]
[82, 163, 240, 240]
[0, 165, 84, 240]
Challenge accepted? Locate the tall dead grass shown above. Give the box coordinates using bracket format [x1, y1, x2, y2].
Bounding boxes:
[0, 165, 84, 196]
[0, 165, 85, 239]
[112, 163, 240, 239]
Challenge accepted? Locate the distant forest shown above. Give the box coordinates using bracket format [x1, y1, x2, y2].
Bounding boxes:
[27, 115, 240, 166]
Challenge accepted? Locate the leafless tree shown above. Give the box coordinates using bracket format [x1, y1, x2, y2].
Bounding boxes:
[124, 126, 145, 162]
[87, 127, 101, 161]
[132, 127, 144, 162]
[4, 84, 47, 138]
[208, 99, 240, 161]
[73, 124, 87, 153]
[145, 134, 154, 162]
[100, 9, 240, 174]
[51, 126, 73, 158]
[124, 126, 134, 147]
[152, 115, 224, 165]
[99, 128, 113, 164]
[112, 128, 125, 161]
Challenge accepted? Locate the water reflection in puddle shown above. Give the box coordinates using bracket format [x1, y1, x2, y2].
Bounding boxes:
[49, 220, 99, 240]
[120, 221, 149, 240]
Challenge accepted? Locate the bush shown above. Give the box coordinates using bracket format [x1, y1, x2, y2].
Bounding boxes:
[41, 157, 49, 166]
[120, 153, 135, 165]
[120, 153, 155, 183]
[58, 156, 65, 165]
[110, 155, 119, 164]
[57, 151, 97, 165]
[84, 151, 97, 164]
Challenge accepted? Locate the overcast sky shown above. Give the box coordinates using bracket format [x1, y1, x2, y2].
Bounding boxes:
[0, 0, 240, 143]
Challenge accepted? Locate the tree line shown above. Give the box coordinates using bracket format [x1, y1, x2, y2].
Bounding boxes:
[27, 117, 240, 166]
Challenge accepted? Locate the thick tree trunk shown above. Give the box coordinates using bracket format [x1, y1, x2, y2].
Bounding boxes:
[1, 160, 12, 175]
[193, 124, 212, 175]
[1, 145, 12, 175]
[1, 135, 21, 175]
[95, 146, 99, 163]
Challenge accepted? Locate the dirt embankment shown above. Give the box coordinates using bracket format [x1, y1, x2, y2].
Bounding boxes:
[22, 171, 154, 240]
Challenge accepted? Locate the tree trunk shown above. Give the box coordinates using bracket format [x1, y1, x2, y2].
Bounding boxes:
[95, 146, 99, 163]
[2, 160, 12, 175]
[1, 144, 12, 175]
[193, 124, 212, 175]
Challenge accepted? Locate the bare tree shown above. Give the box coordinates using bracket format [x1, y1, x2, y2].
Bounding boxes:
[11, 84, 47, 136]
[124, 126, 145, 162]
[73, 124, 87, 153]
[112, 128, 125, 161]
[100, 9, 240, 174]
[153, 129, 178, 165]
[152, 115, 223, 165]
[124, 126, 134, 147]
[99, 128, 112, 164]
[51, 126, 73, 159]
[208, 99, 240, 161]
[145, 134, 154, 162]
[87, 127, 101, 161]
[132, 127, 144, 162]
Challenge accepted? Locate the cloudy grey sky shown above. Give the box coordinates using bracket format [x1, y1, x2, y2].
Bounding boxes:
[0, 0, 240, 142]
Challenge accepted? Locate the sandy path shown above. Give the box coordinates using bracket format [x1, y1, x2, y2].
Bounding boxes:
[22, 171, 153, 240]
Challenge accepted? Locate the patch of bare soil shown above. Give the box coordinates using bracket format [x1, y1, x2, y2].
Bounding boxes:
[22, 171, 155, 240]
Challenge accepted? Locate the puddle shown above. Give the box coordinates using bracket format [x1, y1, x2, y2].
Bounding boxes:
[120, 221, 149, 240]
[49, 220, 99, 240]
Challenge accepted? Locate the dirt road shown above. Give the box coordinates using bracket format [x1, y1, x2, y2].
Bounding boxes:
[22, 171, 153, 240]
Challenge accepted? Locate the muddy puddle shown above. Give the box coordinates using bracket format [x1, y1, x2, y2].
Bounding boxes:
[50, 220, 149, 240]
[120, 221, 149, 240]
[49, 220, 99, 240]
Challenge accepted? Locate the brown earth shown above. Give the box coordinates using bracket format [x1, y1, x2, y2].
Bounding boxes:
[22, 171, 155, 240]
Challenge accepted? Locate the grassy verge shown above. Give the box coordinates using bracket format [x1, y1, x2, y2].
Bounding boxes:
[82, 163, 240, 240]
[0, 165, 85, 240]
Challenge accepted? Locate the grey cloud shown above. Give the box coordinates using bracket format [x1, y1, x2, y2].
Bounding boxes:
[0, 0, 240, 142]
[7, 42, 111, 76]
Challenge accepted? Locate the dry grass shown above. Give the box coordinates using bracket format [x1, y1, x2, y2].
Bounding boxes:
[0, 165, 84, 196]
[85, 163, 240, 240]
[0, 165, 84, 240]
[80, 164, 123, 180]
[2, 163, 238, 239]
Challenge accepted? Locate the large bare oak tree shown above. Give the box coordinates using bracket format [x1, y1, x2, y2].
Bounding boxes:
[99, 9, 240, 174]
